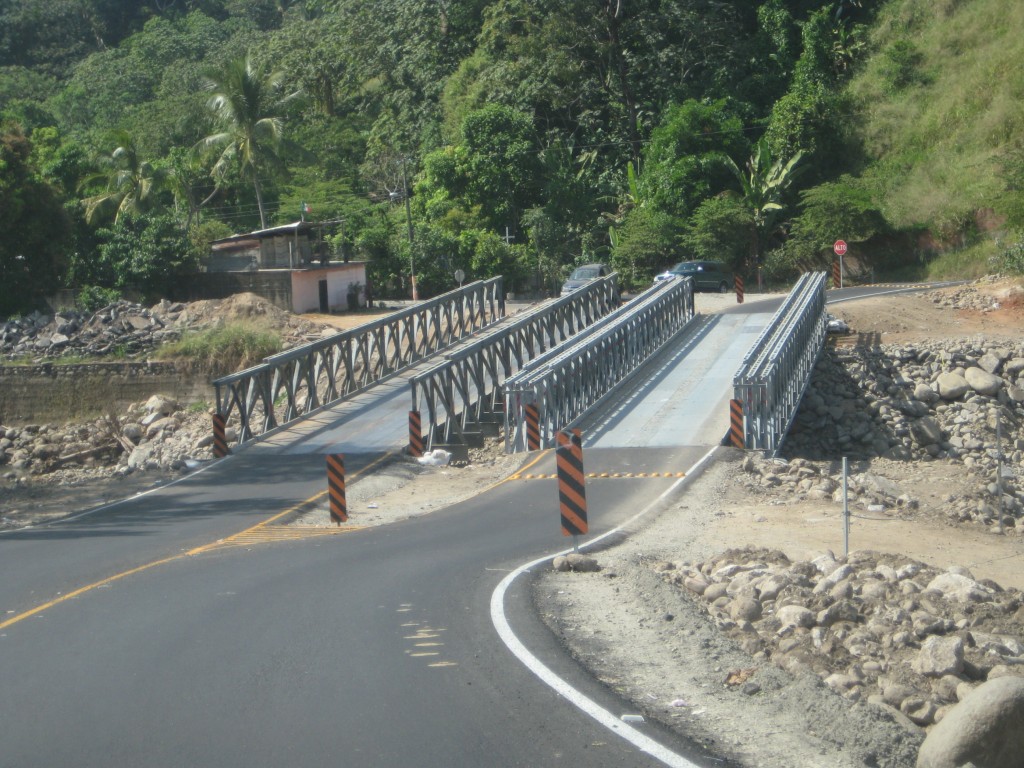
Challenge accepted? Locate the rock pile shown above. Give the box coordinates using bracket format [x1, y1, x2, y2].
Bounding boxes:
[1, 301, 185, 359]
[786, 337, 1024, 530]
[0, 394, 218, 481]
[927, 275, 1024, 313]
[658, 545, 1024, 731]
[0, 293, 333, 361]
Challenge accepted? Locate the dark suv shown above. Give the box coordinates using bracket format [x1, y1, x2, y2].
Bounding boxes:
[560, 263, 610, 296]
[654, 260, 732, 293]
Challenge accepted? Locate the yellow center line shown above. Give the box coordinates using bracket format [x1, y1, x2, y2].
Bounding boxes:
[1, 452, 398, 632]
[2, 448, 542, 633]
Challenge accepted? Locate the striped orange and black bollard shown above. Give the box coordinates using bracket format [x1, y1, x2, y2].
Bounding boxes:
[525, 403, 541, 451]
[327, 454, 347, 525]
[728, 399, 744, 449]
[212, 413, 230, 458]
[832, 259, 842, 288]
[408, 410, 424, 458]
[556, 429, 588, 547]
[734, 275, 744, 304]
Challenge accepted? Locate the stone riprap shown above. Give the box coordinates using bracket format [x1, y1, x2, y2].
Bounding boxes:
[1, 294, 332, 362]
[785, 339, 1024, 531]
[0, 393, 220, 485]
[658, 545, 1024, 733]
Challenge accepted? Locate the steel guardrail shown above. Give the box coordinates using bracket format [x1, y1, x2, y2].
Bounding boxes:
[732, 272, 828, 453]
[503, 276, 697, 451]
[213, 277, 505, 446]
[408, 274, 622, 450]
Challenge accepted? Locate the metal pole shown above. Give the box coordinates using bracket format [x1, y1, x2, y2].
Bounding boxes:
[842, 456, 849, 556]
[839, 254, 844, 289]
[996, 410, 1004, 534]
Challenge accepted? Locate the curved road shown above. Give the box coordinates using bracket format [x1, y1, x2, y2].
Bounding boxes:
[0, 285, 946, 766]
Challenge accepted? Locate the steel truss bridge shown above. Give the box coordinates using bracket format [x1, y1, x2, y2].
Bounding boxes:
[212, 271, 828, 455]
[213, 278, 506, 446]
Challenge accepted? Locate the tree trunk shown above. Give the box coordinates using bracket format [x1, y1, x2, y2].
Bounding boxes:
[253, 174, 267, 229]
[603, 2, 642, 167]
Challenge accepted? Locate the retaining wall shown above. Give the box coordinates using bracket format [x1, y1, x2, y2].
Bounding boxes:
[0, 362, 213, 425]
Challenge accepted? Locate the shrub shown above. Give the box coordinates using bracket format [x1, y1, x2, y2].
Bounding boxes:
[77, 285, 121, 312]
[993, 240, 1024, 275]
[155, 324, 282, 377]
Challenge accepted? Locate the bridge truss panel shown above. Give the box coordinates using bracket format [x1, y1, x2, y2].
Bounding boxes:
[732, 272, 828, 454]
[503, 277, 696, 452]
[212, 277, 505, 447]
[409, 274, 623, 450]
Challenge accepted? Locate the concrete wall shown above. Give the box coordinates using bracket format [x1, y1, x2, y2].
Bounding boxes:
[0, 362, 213, 425]
[291, 263, 367, 313]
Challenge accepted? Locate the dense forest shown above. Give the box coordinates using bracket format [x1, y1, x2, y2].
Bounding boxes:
[1, 0, 1022, 316]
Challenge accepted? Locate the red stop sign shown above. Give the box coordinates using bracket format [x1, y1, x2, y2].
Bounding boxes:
[833, 240, 848, 256]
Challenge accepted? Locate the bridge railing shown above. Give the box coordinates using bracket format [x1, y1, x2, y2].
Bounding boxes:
[213, 277, 505, 446]
[503, 276, 696, 452]
[732, 271, 828, 453]
[408, 274, 622, 451]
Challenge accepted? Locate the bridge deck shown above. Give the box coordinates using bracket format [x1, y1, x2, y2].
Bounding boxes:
[246, 306, 775, 457]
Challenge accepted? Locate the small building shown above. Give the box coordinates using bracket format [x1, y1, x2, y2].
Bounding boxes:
[177, 221, 368, 314]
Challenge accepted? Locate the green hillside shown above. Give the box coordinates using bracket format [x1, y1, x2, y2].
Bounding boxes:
[1, 0, 1022, 318]
[849, 0, 1024, 275]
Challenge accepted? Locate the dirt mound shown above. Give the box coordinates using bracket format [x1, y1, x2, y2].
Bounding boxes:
[181, 293, 293, 327]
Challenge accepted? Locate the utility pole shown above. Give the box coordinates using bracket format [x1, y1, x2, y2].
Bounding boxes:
[400, 157, 417, 300]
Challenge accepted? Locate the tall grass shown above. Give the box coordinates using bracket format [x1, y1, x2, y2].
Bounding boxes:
[848, 0, 1024, 236]
[155, 323, 282, 376]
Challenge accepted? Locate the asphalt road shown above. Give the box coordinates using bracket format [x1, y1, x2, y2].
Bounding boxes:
[1, 286, 944, 766]
[1, 446, 713, 768]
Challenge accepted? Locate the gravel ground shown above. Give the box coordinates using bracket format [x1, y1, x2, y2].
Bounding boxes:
[533, 455, 926, 768]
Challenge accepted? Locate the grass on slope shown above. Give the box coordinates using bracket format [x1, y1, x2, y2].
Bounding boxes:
[154, 323, 282, 377]
[848, 0, 1024, 238]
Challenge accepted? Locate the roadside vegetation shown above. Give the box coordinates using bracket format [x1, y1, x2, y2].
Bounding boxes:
[2, 0, 1023, 320]
[153, 323, 282, 377]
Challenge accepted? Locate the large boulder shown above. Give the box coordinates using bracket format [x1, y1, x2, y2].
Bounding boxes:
[909, 417, 943, 447]
[916, 676, 1024, 768]
[964, 366, 1003, 397]
[935, 372, 969, 400]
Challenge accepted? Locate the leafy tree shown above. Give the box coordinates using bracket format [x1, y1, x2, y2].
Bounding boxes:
[639, 99, 747, 219]
[785, 177, 888, 268]
[765, 7, 849, 181]
[197, 53, 300, 227]
[720, 136, 804, 270]
[28, 126, 90, 196]
[610, 206, 683, 288]
[90, 211, 198, 300]
[682, 195, 752, 272]
[80, 131, 173, 225]
[0, 123, 72, 316]
[459, 104, 540, 236]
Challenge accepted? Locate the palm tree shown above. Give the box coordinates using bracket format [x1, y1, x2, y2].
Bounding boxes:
[81, 132, 171, 225]
[197, 55, 300, 229]
[721, 137, 804, 277]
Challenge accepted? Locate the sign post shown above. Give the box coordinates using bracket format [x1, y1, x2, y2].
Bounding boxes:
[833, 240, 847, 289]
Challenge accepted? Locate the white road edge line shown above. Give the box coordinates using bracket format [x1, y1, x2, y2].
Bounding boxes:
[490, 445, 719, 768]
